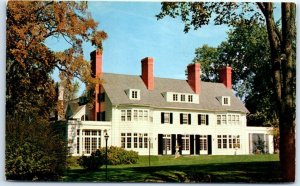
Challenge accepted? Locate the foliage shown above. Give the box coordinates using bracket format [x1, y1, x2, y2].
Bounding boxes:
[5, 114, 68, 181]
[157, 2, 296, 181]
[253, 136, 266, 154]
[6, 1, 107, 117]
[193, 22, 279, 128]
[77, 147, 139, 170]
[77, 150, 104, 171]
[99, 146, 139, 165]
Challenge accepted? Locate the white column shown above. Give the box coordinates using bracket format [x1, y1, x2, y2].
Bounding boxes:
[79, 129, 83, 155]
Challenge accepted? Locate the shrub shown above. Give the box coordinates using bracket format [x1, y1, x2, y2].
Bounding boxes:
[6, 115, 67, 181]
[77, 150, 104, 171]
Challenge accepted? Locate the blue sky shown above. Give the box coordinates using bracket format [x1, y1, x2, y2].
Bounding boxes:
[46, 1, 281, 96]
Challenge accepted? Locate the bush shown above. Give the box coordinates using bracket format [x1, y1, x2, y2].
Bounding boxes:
[77, 150, 104, 171]
[77, 146, 139, 170]
[99, 146, 139, 165]
[6, 115, 67, 181]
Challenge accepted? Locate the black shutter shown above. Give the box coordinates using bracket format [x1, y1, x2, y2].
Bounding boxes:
[206, 115, 209, 125]
[170, 113, 173, 124]
[177, 134, 182, 154]
[208, 135, 212, 155]
[196, 135, 200, 155]
[198, 114, 201, 125]
[171, 134, 176, 155]
[158, 134, 163, 155]
[100, 111, 106, 121]
[180, 113, 183, 124]
[161, 112, 164, 124]
[96, 112, 100, 121]
[190, 135, 194, 155]
[188, 114, 191, 125]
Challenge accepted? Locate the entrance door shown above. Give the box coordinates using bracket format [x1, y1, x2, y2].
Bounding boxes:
[163, 134, 171, 155]
[199, 135, 208, 155]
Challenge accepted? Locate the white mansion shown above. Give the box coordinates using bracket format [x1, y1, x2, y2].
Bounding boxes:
[65, 50, 274, 156]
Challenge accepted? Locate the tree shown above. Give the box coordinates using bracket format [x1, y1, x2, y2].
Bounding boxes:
[6, 1, 107, 117]
[157, 2, 295, 182]
[6, 114, 67, 180]
[6, 1, 107, 180]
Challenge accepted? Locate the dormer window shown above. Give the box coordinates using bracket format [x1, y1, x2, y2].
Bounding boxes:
[222, 96, 230, 106]
[188, 95, 193, 102]
[181, 95, 185, 101]
[163, 92, 199, 104]
[125, 89, 140, 100]
[132, 90, 138, 99]
[217, 96, 231, 106]
[173, 94, 178, 101]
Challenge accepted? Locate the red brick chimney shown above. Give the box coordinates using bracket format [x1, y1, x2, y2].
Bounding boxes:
[219, 66, 232, 89]
[141, 57, 154, 90]
[90, 50, 103, 78]
[90, 50, 103, 121]
[187, 63, 201, 94]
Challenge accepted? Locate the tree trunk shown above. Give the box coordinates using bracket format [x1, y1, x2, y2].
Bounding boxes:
[279, 2, 296, 182]
[259, 2, 295, 182]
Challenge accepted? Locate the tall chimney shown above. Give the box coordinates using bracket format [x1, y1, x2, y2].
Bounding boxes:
[187, 63, 201, 94]
[141, 57, 154, 90]
[90, 49, 103, 78]
[90, 50, 103, 121]
[219, 66, 232, 89]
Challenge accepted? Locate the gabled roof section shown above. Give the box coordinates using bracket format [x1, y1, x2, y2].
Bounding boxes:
[102, 73, 248, 113]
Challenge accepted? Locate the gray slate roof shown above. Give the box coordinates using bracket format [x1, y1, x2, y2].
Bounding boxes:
[102, 73, 248, 113]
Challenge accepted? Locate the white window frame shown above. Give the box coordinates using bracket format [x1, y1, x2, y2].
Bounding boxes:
[222, 96, 230, 106]
[188, 95, 193, 102]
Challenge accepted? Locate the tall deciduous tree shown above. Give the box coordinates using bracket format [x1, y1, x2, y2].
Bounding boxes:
[6, 1, 107, 117]
[6, 1, 107, 180]
[157, 2, 295, 182]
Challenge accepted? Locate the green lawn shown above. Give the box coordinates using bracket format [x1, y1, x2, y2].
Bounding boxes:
[63, 154, 281, 183]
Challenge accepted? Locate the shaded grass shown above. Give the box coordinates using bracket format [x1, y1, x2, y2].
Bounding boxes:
[63, 154, 281, 183]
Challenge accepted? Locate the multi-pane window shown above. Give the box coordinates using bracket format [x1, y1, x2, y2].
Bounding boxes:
[139, 110, 143, 120]
[181, 94, 185, 101]
[132, 91, 138, 99]
[139, 134, 143, 148]
[200, 135, 207, 150]
[81, 130, 101, 155]
[182, 135, 190, 151]
[161, 112, 173, 124]
[223, 97, 229, 105]
[121, 133, 126, 148]
[122, 133, 149, 149]
[144, 134, 148, 148]
[217, 115, 221, 125]
[223, 135, 227, 148]
[180, 113, 190, 124]
[198, 114, 208, 125]
[188, 95, 193, 102]
[217, 135, 222, 148]
[134, 133, 138, 148]
[218, 114, 240, 125]
[222, 115, 227, 124]
[229, 135, 232, 148]
[144, 110, 148, 121]
[127, 133, 132, 148]
[173, 94, 178, 101]
[133, 110, 138, 121]
[120, 109, 151, 122]
[217, 135, 240, 149]
[121, 110, 126, 121]
[163, 135, 171, 151]
[127, 110, 132, 121]
[84, 138, 91, 154]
